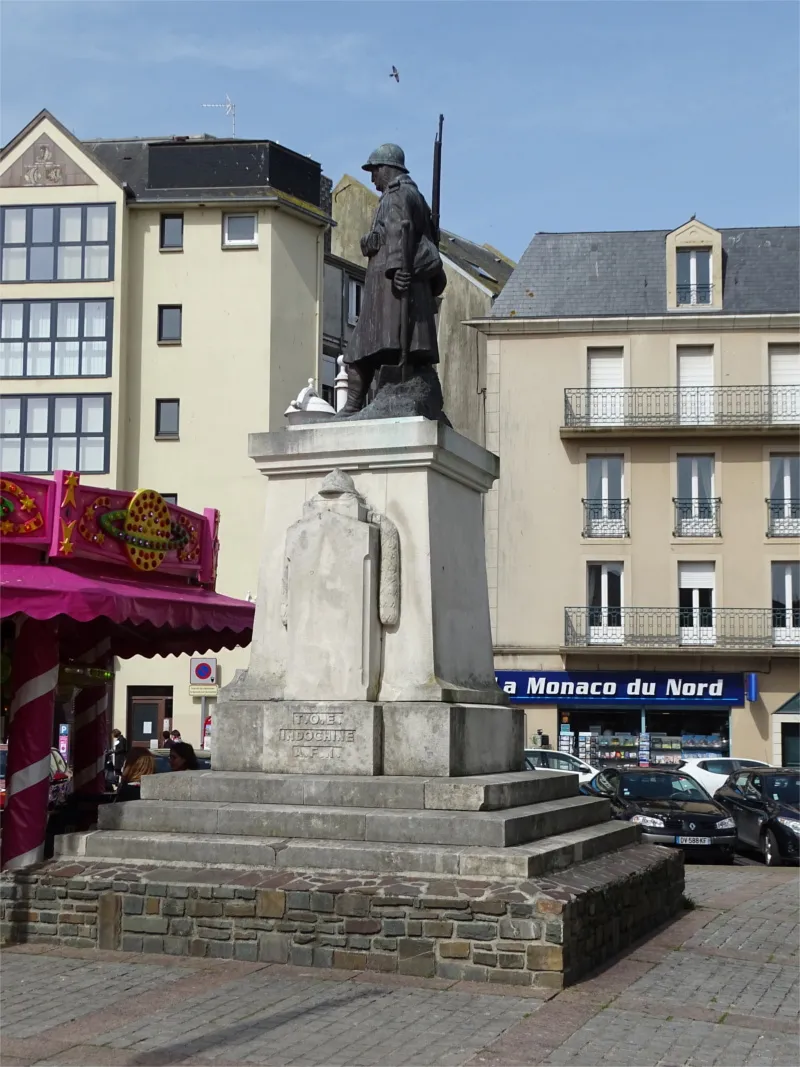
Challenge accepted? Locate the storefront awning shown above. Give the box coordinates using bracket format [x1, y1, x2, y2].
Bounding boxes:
[0, 562, 254, 659]
[773, 693, 800, 715]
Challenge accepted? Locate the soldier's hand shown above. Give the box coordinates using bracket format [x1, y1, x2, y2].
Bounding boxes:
[393, 270, 411, 293]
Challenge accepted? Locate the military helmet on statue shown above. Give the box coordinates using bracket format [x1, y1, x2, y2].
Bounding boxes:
[361, 143, 408, 173]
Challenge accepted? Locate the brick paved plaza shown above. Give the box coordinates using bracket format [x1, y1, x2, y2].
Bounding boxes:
[1, 864, 797, 1067]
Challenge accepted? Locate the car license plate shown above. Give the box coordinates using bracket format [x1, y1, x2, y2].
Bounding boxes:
[677, 836, 712, 846]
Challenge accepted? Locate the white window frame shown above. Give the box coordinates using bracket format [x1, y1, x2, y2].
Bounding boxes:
[586, 455, 625, 537]
[676, 247, 712, 306]
[678, 562, 716, 647]
[587, 348, 624, 427]
[676, 455, 716, 537]
[347, 278, 363, 326]
[772, 561, 800, 646]
[677, 346, 715, 426]
[222, 213, 258, 248]
[769, 454, 800, 536]
[588, 562, 624, 645]
[768, 344, 800, 425]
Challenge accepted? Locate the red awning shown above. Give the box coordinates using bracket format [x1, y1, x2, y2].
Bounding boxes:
[1, 561, 254, 660]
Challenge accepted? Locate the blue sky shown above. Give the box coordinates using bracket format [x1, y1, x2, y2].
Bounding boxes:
[2, 0, 798, 260]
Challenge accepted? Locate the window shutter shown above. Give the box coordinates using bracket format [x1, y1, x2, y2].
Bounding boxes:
[769, 345, 800, 386]
[679, 562, 715, 590]
[678, 347, 713, 388]
[588, 350, 623, 389]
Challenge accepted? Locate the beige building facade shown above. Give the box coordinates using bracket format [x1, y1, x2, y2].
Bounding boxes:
[473, 219, 800, 769]
[1, 111, 329, 746]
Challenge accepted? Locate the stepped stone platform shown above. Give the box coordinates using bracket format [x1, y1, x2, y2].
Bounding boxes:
[28, 768, 687, 988]
[59, 770, 637, 880]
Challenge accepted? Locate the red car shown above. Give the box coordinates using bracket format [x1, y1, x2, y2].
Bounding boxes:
[0, 743, 73, 816]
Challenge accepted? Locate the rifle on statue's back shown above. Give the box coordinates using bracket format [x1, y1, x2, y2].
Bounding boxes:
[431, 114, 444, 246]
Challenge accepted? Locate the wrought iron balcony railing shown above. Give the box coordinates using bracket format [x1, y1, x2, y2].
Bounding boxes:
[582, 498, 630, 538]
[563, 385, 800, 430]
[766, 498, 800, 538]
[677, 283, 713, 306]
[673, 497, 721, 537]
[564, 606, 800, 650]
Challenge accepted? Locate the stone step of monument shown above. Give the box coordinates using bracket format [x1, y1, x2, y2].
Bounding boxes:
[68, 820, 638, 878]
[98, 794, 608, 848]
[140, 769, 579, 811]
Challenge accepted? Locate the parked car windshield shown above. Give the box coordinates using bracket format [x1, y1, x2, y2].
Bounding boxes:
[620, 773, 709, 802]
[762, 775, 799, 805]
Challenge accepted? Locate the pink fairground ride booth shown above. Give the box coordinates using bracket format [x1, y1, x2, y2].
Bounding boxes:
[0, 470, 254, 871]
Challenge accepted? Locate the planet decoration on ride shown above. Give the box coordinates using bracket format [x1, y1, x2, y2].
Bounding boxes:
[99, 489, 189, 572]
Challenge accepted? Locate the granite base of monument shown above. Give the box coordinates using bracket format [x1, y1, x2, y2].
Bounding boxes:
[213, 700, 523, 778]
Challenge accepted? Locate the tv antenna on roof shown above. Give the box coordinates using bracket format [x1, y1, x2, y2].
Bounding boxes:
[201, 94, 236, 137]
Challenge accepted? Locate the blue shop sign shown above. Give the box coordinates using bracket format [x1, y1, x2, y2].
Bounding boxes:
[495, 670, 744, 707]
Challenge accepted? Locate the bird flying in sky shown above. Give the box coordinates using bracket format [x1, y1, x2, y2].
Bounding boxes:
[390, 66, 399, 82]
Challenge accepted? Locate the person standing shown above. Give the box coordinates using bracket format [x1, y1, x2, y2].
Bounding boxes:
[111, 728, 128, 775]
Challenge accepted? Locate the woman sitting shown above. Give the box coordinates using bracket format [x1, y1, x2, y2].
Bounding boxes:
[169, 741, 199, 771]
[115, 748, 155, 802]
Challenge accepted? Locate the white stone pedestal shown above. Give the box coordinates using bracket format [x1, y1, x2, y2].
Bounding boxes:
[215, 417, 521, 776]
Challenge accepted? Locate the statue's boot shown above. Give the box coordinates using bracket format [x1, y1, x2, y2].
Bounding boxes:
[338, 362, 374, 416]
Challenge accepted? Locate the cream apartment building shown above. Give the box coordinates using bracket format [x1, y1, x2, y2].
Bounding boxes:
[1, 110, 329, 745]
[472, 219, 800, 769]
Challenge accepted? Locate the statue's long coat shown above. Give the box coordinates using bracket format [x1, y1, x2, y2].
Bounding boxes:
[344, 175, 446, 366]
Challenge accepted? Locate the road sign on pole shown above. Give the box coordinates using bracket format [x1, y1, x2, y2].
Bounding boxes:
[190, 657, 217, 685]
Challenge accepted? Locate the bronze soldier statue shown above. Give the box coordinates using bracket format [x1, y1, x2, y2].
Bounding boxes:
[339, 143, 447, 415]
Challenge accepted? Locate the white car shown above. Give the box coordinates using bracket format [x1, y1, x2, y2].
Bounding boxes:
[523, 749, 599, 783]
[679, 757, 771, 797]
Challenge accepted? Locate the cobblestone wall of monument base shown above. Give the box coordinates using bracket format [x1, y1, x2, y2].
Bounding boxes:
[1, 845, 684, 989]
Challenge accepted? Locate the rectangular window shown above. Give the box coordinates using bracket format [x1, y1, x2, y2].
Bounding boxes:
[587, 562, 623, 644]
[769, 454, 800, 536]
[676, 247, 712, 305]
[0, 394, 110, 474]
[155, 399, 180, 439]
[157, 305, 182, 344]
[678, 562, 715, 645]
[676, 455, 717, 536]
[772, 561, 800, 645]
[162, 493, 178, 506]
[0, 204, 114, 282]
[347, 279, 364, 325]
[678, 345, 714, 424]
[222, 213, 257, 247]
[159, 214, 184, 251]
[769, 343, 800, 425]
[0, 300, 112, 378]
[585, 455, 626, 536]
[587, 348, 624, 426]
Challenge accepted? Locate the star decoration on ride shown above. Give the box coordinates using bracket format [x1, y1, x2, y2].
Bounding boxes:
[59, 517, 77, 555]
[61, 471, 80, 510]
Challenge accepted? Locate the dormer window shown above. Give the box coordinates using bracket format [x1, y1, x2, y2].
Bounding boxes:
[677, 247, 712, 306]
[666, 221, 722, 312]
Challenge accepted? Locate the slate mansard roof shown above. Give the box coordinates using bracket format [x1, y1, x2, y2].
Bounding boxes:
[491, 226, 800, 319]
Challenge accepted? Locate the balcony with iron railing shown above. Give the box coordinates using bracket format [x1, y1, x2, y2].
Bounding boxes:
[562, 385, 800, 435]
[677, 283, 713, 306]
[766, 498, 800, 538]
[673, 497, 721, 538]
[582, 498, 630, 538]
[564, 606, 800, 652]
